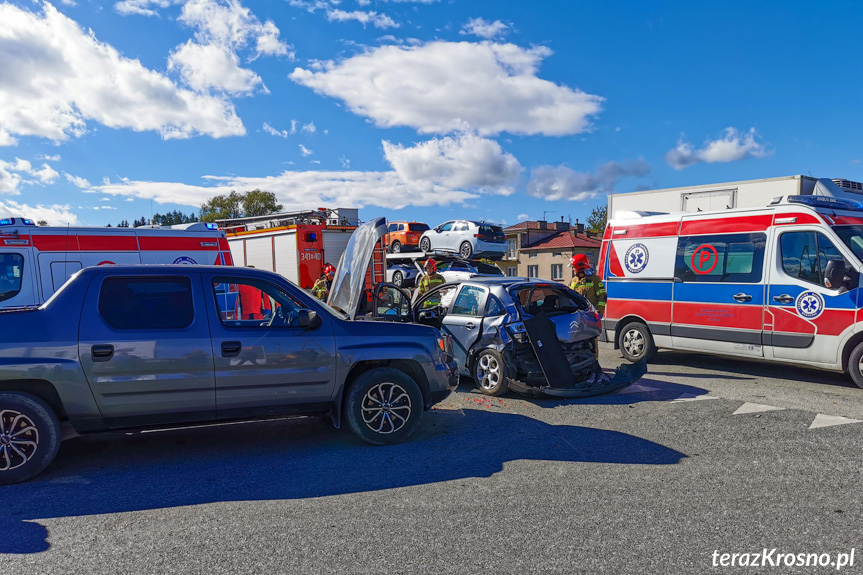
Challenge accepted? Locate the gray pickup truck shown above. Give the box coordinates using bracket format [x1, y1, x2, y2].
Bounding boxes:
[0, 265, 459, 484]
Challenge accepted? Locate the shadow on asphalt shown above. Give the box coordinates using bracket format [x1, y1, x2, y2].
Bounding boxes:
[649, 352, 857, 389]
[0, 408, 685, 554]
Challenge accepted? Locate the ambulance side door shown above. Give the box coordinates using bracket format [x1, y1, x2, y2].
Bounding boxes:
[766, 227, 857, 364]
[670, 231, 767, 357]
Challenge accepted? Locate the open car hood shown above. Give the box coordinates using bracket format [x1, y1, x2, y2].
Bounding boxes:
[327, 216, 387, 320]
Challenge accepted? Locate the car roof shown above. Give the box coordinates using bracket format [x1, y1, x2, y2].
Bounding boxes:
[457, 277, 558, 287]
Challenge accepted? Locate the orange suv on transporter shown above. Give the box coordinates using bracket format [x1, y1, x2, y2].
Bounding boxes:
[385, 221, 430, 253]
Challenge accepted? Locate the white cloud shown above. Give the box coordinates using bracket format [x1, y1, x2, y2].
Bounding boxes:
[299, 144, 314, 157]
[290, 41, 603, 136]
[38, 154, 61, 162]
[169, 42, 264, 95]
[91, 133, 520, 210]
[382, 132, 522, 195]
[302, 121, 317, 134]
[263, 122, 290, 138]
[32, 164, 59, 184]
[460, 18, 509, 39]
[327, 10, 399, 28]
[0, 3, 244, 143]
[0, 157, 60, 193]
[64, 173, 92, 189]
[0, 200, 79, 225]
[178, 0, 292, 59]
[528, 160, 651, 201]
[666, 128, 769, 170]
[114, 0, 177, 17]
[517, 213, 529, 221]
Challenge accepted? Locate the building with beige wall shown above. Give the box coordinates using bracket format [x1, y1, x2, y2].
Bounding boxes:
[502, 219, 602, 283]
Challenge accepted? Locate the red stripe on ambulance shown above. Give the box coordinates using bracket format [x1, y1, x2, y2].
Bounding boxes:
[606, 299, 672, 323]
[679, 214, 774, 235]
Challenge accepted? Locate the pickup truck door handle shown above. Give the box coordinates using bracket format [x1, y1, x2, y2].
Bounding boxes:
[91, 344, 114, 362]
[773, 294, 794, 304]
[732, 293, 752, 302]
[221, 341, 242, 357]
[465, 322, 476, 330]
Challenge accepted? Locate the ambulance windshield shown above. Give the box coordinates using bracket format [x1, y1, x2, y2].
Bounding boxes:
[0, 253, 23, 303]
[832, 226, 863, 263]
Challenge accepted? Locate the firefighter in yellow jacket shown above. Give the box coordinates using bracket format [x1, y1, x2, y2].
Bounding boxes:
[569, 254, 606, 317]
[416, 258, 446, 307]
[311, 263, 336, 301]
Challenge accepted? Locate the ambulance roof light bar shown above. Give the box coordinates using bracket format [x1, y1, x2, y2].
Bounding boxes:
[784, 195, 863, 212]
[0, 217, 34, 226]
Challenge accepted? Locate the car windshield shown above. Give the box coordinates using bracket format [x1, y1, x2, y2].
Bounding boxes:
[408, 223, 429, 232]
[832, 225, 863, 263]
[511, 285, 590, 316]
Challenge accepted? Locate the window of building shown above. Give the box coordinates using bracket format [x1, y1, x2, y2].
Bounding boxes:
[0, 253, 24, 303]
[99, 276, 194, 330]
[506, 267, 517, 277]
[780, 231, 848, 288]
[674, 233, 766, 284]
[527, 265, 539, 278]
[506, 238, 518, 259]
[528, 253, 537, 259]
[552, 252, 563, 257]
[551, 264, 563, 280]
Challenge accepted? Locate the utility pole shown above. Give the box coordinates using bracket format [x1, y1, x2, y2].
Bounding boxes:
[542, 210, 556, 222]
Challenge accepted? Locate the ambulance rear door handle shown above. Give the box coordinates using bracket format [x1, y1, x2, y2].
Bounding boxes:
[773, 294, 794, 304]
[732, 293, 752, 302]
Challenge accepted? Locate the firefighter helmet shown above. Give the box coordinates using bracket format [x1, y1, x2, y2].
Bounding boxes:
[323, 263, 336, 277]
[570, 254, 590, 272]
[424, 258, 437, 273]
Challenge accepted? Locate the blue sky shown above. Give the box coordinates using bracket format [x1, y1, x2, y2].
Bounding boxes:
[1, 0, 862, 227]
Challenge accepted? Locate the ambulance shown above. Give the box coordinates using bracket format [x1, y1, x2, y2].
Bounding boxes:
[0, 218, 233, 309]
[599, 191, 863, 387]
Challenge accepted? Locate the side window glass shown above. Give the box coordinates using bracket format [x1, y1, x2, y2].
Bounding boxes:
[439, 222, 453, 232]
[419, 284, 458, 310]
[451, 285, 485, 316]
[387, 223, 397, 233]
[780, 232, 821, 286]
[0, 253, 24, 303]
[674, 233, 766, 283]
[213, 278, 302, 327]
[817, 233, 847, 288]
[453, 222, 468, 232]
[99, 276, 193, 330]
[374, 285, 411, 318]
[486, 295, 506, 317]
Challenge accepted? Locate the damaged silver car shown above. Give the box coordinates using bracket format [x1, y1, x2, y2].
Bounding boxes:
[328, 217, 646, 398]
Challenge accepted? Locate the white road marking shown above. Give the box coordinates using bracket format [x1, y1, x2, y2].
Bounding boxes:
[809, 413, 863, 430]
[671, 393, 718, 402]
[732, 402, 785, 415]
[615, 383, 663, 395]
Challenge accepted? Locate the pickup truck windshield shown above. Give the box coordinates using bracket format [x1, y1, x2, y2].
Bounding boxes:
[0, 253, 24, 303]
[832, 225, 863, 263]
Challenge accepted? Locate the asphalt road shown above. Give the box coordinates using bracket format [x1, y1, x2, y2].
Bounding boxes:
[3, 344, 863, 574]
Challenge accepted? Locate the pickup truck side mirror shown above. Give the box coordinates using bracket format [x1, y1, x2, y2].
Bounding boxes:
[824, 259, 855, 292]
[295, 309, 319, 329]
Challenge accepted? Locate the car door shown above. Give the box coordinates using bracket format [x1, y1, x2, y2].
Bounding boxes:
[670, 232, 767, 358]
[205, 273, 337, 418]
[435, 221, 455, 251]
[78, 273, 216, 427]
[441, 284, 489, 371]
[766, 228, 858, 363]
[450, 221, 470, 252]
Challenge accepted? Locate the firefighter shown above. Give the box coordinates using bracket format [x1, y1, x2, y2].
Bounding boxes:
[312, 263, 336, 301]
[416, 258, 446, 307]
[569, 254, 606, 317]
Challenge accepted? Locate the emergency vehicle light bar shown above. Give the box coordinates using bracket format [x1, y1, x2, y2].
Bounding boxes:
[205, 223, 218, 230]
[787, 195, 863, 212]
[0, 218, 34, 226]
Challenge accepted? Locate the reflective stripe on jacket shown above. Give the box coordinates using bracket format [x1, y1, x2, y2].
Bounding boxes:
[570, 274, 606, 315]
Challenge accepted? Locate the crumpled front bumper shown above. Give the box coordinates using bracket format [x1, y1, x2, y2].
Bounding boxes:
[538, 360, 647, 398]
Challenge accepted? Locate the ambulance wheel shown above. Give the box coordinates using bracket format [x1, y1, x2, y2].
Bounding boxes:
[0, 393, 61, 485]
[847, 341, 863, 388]
[618, 322, 656, 363]
[473, 349, 509, 396]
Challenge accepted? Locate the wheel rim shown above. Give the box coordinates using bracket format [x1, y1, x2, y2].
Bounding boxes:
[622, 328, 645, 358]
[361, 382, 412, 434]
[421, 239, 430, 252]
[476, 354, 501, 391]
[392, 242, 401, 253]
[461, 243, 471, 258]
[393, 272, 403, 286]
[0, 409, 39, 472]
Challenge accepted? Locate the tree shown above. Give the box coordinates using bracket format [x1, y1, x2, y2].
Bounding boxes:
[587, 205, 608, 235]
[199, 189, 282, 222]
[153, 210, 199, 226]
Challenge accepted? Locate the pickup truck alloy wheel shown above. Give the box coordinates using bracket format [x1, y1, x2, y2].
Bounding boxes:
[0, 393, 61, 484]
[361, 382, 412, 434]
[474, 349, 509, 396]
[0, 409, 39, 471]
[345, 367, 423, 445]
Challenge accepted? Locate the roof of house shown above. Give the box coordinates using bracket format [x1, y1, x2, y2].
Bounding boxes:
[504, 220, 570, 232]
[521, 230, 602, 251]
